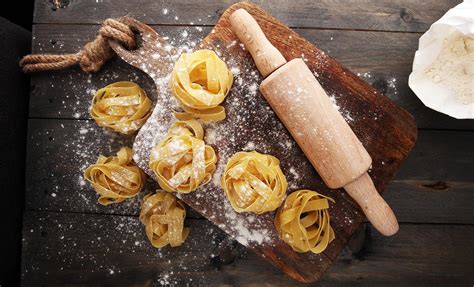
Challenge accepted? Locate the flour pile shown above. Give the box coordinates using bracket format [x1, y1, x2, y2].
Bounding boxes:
[424, 31, 474, 105]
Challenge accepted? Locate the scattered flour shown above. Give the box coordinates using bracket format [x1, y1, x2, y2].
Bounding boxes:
[132, 39, 332, 249]
[242, 141, 255, 151]
[29, 15, 377, 280]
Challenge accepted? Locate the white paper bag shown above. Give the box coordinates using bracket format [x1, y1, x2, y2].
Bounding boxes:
[409, 0, 474, 119]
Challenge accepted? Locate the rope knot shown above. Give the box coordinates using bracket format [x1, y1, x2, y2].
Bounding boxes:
[20, 18, 137, 73]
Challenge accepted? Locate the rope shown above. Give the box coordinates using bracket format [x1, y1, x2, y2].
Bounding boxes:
[20, 18, 136, 73]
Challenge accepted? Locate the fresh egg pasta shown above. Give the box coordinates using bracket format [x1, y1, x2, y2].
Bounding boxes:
[275, 190, 335, 253]
[91, 81, 152, 134]
[222, 151, 287, 214]
[149, 119, 217, 193]
[170, 49, 233, 121]
[84, 147, 145, 205]
[140, 191, 189, 248]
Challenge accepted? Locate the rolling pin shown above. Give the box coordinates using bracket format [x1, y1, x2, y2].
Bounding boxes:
[229, 9, 399, 236]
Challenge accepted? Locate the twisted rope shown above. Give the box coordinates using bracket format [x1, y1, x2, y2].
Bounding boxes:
[20, 18, 136, 73]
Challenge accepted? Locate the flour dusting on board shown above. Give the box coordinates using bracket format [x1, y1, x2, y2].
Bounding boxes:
[127, 18, 379, 251]
[29, 9, 394, 284]
[130, 25, 364, 251]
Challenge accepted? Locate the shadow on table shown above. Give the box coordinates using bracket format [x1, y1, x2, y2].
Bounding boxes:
[0, 17, 31, 286]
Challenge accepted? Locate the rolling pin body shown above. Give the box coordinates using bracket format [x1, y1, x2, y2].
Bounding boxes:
[229, 9, 399, 236]
[260, 58, 371, 188]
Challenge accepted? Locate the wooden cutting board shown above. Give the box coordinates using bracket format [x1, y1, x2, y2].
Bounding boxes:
[113, 2, 417, 283]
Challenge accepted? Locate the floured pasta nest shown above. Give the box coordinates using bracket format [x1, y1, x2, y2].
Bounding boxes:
[140, 191, 189, 248]
[222, 151, 287, 214]
[275, 190, 335, 253]
[83, 147, 145, 205]
[149, 119, 217, 193]
[171, 49, 233, 121]
[91, 81, 152, 134]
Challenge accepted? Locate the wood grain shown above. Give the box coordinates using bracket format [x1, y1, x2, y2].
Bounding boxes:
[28, 24, 474, 130]
[24, 119, 474, 223]
[33, 0, 461, 33]
[385, 180, 474, 224]
[21, 211, 474, 286]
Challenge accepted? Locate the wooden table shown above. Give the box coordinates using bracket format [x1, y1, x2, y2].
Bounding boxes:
[22, 1, 474, 286]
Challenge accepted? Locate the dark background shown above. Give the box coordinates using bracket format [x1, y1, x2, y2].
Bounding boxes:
[2, 0, 34, 31]
[0, 0, 34, 286]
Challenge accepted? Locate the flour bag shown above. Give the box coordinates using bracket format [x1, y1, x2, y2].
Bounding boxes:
[409, 0, 474, 119]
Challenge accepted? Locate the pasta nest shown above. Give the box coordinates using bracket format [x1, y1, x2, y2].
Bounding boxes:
[171, 49, 233, 121]
[149, 119, 217, 193]
[221, 151, 287, 214]
[140, 192, 189, 248]
[91, 81, 152, 134]
[275, 190, 335, 254]
[84, 147, 145, 205]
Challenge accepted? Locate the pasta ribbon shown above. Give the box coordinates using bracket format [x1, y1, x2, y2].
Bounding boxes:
[221, 151, 287, 214]
[91, 81, 152, 134]
[140, 192, 189, 248]
[84, 147, 145, 205]
[170, 49, 233, 121]
[149, 119, 217, 193]
[275, 190, 335, 254]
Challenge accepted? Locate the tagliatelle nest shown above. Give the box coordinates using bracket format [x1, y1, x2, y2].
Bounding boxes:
[91, 81, 152, 134]
[275, 189, 335, 254]
[221, 151, 287, 214]
[139, 191, 189, 248]
[149, 119, 217, 193]
[170, 49, 233, 121]
[83, 147, 145, 205]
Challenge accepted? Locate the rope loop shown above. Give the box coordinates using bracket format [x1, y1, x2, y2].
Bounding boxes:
[20, 18, 136, 73]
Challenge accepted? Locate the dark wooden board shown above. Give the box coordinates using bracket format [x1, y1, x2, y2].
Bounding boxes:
[28, 24, 474, 130]
[126, 2, 416, 282]
[34, 0, 461, 33]
[21, 211, 474, 286]
[24, 118, 474, 223]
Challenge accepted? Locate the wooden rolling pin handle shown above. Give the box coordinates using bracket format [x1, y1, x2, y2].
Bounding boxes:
[344, 173, 399, 236]
[229, 9, 287, 77]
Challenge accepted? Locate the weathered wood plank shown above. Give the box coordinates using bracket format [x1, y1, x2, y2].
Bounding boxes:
[21, 211, 238, 286]
[33, 0, 461, 33]
[25, 119, 474, 224]
[395, 130, 474, 182]
[28, 25, 210, 121]
[28, 24, 474, 130]
[385, 180, 474, 224]
[21, 211, 474, 286]
[23, 118, 202, 218]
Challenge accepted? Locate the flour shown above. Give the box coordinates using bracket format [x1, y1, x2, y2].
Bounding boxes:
[424, 31, 474, 105]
